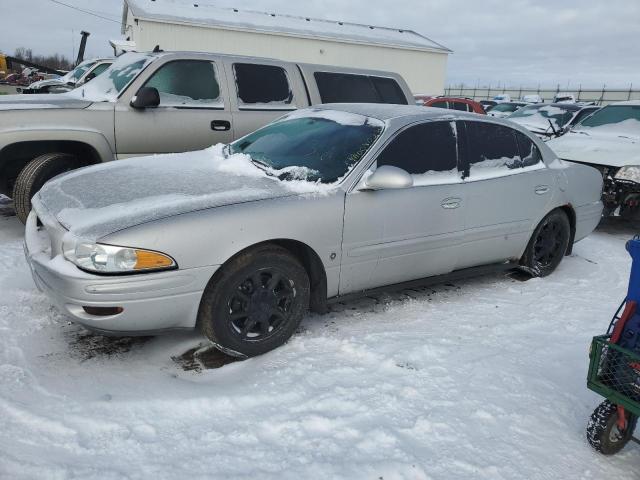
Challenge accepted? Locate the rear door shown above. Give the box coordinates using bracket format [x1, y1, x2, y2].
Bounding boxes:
[115, 58, 234, 156]
[340, 120, 465, 294]
[456, 121, 554, 268]
[223, 60, 305, 139]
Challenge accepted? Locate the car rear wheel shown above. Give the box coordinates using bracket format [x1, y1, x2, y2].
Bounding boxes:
[520, 209, 570, 277]
[198, 245, 310, 358]
[13, 152, 77, 223]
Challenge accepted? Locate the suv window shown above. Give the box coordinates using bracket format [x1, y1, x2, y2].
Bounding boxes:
[430, 101, 448, 109]
[233, 63, 293, 107]
[465, 122, 522, 175]
[377, 121, 459, 184]
[144, 60, 222, 107]
[314, 72, 407, 105]
[452, 101, 468, 112]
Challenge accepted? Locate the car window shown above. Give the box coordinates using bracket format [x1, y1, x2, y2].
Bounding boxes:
[144, 60, 222, 107]
[233, 63, 293, 107]
[465, 122, 523, 177]
[315, 72, 380, 103]
[430, 101, 448, 109]
[514, 131, 543, 167]
[370, 77, 408, 105]
[452, 101, 468, 112]
[89, 63, 110, 77]
[377, 121, 459, 185]
[578, 105, 640, 128]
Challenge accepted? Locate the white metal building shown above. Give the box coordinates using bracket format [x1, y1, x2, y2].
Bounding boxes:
[119, 0, 451, 94]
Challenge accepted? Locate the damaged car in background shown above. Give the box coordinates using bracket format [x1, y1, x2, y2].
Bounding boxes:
[508, 103, 600, 139]
[25, 105, 603, 358]
[548, 101, 640, 217]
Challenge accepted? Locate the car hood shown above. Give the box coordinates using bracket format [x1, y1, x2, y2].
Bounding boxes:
[0, 93, 91, 110]
[35, 146, 334, 241]
[28, 78, 65, 89]
[547, 130, 640, 168]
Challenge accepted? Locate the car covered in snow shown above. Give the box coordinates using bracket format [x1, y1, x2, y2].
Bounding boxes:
[19, 58, 113, 94]
[521, 94, 543, 104]
[548, 101, 640, 217]
[24, 104, 603, 357]
[507, 103, 600, 139]
[493, 94, 511, 103]
[487, 101, 528, 118]
[0, 51, 413, 224]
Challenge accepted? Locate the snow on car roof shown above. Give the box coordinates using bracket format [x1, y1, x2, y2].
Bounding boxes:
[123, 0, 451, 53]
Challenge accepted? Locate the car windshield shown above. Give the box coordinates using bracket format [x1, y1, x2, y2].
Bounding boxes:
[61, 60, 97, 83]
[573, 105, 640, 138]
[229, 110, 384, 184]
[509, 105, 575, 131]
[491, 103, 520, 112]
[67, 52, 156, 102]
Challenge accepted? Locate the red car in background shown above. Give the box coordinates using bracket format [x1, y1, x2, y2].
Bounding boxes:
[416, 96, 487, 114]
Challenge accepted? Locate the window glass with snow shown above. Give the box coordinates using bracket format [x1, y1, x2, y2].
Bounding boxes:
[515, 132, 542, 168]
[465, 122, 522, 177]
[144, 60, 222, 107]
[233, 63, 293, 107]
[376, 121, 459, 185]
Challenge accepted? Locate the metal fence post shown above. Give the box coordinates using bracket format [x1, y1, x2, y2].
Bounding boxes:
[629, 83, 634, 101]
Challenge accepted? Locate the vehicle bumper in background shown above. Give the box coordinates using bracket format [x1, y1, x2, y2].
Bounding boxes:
[24, 211, 218, 335]
[574, 200, 604, 243]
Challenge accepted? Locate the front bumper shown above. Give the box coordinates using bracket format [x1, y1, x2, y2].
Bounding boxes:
[24, 211, 219, 335]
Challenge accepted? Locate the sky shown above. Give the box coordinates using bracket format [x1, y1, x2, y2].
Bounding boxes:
[1, 0, 638, 88]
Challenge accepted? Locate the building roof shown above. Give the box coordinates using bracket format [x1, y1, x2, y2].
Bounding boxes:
[122, 0, 451, 53]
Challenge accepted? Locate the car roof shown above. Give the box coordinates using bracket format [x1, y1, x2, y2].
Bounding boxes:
[311, 103, 480, 122]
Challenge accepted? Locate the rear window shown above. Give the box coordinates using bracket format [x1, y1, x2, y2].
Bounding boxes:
[314, 72, 407, 105]
[233, 63, 293, 107]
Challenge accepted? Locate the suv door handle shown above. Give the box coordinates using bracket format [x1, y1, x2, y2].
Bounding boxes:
[211, 120, 231, 131]
[535, 185, 550, 195]
[441, 197, 462, 209]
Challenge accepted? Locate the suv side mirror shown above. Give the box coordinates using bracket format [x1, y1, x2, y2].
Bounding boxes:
[360, 165, 413, 191]
[131, 87, 160, 109]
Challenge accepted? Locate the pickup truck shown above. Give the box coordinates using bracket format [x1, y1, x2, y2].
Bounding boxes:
[0, 51, 413, 222]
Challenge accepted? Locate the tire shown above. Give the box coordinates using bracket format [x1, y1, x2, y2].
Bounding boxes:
[13, 153, 78, 224]
[198, 245, 310, 358]
[520, 209, 571, 277]
[586, 400, 636, 455]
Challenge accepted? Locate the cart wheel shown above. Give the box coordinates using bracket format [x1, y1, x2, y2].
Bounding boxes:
[586, 400, 636, 455]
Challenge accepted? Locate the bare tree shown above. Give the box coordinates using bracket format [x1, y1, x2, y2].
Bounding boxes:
[13, 47, 73, 71]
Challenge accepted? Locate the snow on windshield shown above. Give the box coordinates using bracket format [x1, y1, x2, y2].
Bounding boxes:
[510, 105, 572, 131]
[67, 53, 155, 102]
[574, 106, 640, 139]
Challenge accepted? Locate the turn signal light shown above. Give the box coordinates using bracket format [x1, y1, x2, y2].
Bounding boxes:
[134, 250, 175, 270]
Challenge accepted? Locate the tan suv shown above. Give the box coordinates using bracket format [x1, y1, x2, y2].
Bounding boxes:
[0, 50, 413, 222]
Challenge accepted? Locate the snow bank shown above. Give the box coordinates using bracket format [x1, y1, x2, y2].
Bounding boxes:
[1, 214, 639, 478]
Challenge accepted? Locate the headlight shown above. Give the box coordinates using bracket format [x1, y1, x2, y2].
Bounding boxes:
[63, 237, 176, 274]
[614, 166, 640, 183]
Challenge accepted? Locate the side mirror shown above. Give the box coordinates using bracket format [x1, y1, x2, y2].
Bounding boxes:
[360, 165, 413, 191]
[131, 87, 160, 109]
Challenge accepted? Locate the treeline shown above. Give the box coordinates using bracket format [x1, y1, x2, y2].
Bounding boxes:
[13, 47, 73, 71]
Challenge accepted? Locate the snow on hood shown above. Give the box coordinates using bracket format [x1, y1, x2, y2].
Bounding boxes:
[547, 129, 640, 167]
[36, 145, 340, 240]
[0, 93, 91, 111]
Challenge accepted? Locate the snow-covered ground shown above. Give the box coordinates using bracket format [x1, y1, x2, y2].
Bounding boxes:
[1, 202, 640, 479]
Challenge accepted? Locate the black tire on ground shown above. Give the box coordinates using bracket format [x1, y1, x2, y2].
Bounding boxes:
[12, 152, 78, 223]
[587, 400, 636, 455]
[520, 209, 571, 277]
[197, 245, 310, 358]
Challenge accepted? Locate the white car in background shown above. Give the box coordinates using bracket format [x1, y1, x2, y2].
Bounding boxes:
[547, 101, 640, 217]
[493, 94, 511, 103]
[553, 93, 577, 104]
[522, 94, 543, 103]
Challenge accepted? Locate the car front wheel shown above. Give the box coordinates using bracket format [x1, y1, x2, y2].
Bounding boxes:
[198, 245, 310, 358]
[520, 209, 570, 277]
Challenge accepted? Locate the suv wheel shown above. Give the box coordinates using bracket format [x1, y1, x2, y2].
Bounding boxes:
[13, 153, 77, 223]
[198, 245, 310, 358]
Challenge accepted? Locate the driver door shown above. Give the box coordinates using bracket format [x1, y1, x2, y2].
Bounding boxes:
[114, 58, 234, 157]
[340, 121, 466, 294]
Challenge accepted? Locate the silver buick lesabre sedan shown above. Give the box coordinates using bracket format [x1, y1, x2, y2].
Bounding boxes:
[25, 104, 603, 357]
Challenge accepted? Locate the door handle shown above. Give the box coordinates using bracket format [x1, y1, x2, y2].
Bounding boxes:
[211, 120, 231, 131]
[535, 185, 550, 195]
[441, 197, 461, 209]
